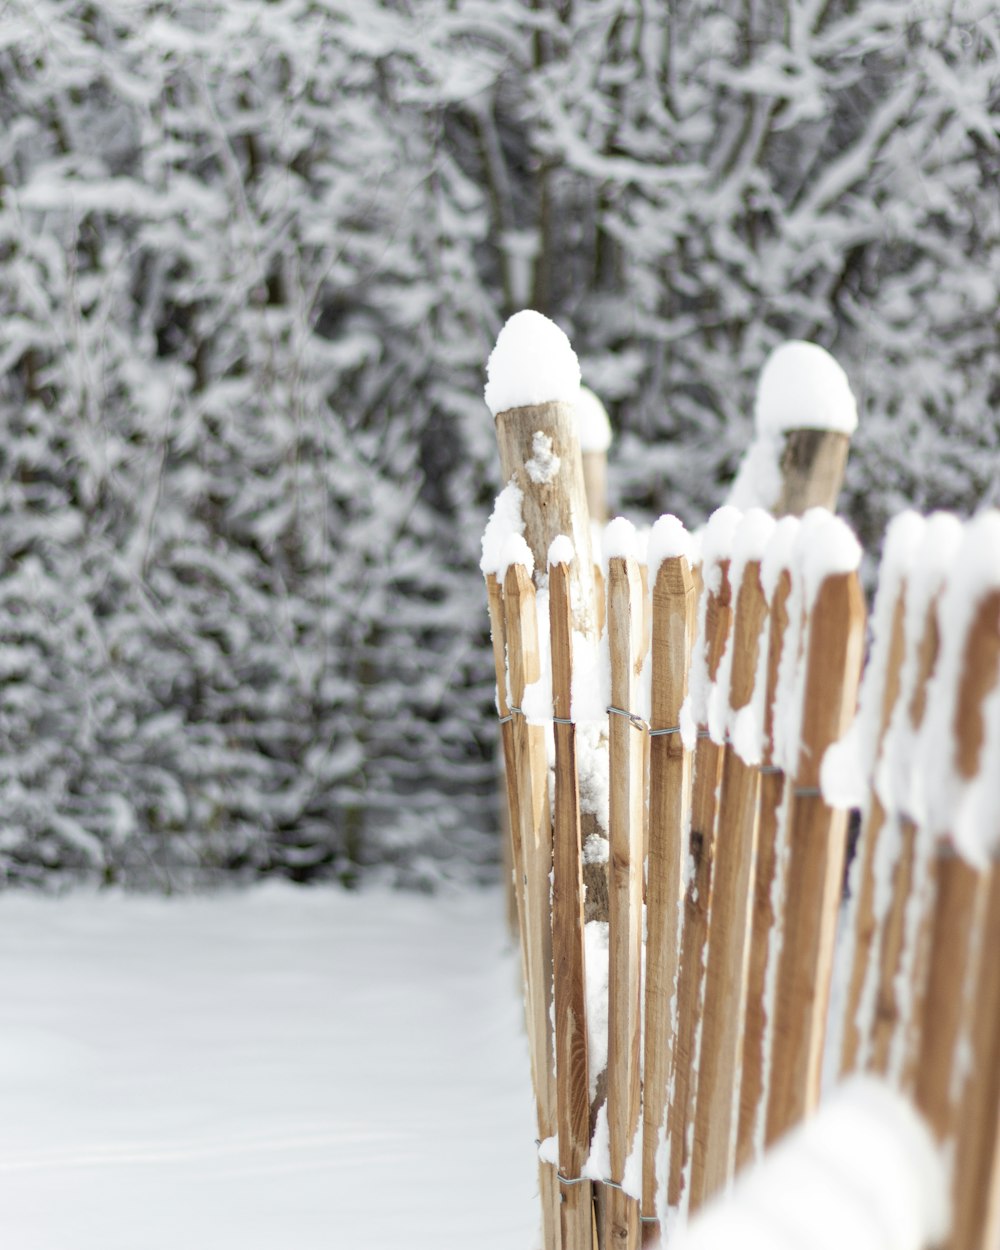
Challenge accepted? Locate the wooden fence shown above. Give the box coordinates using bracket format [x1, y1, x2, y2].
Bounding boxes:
[482, 398, 1000, 1250]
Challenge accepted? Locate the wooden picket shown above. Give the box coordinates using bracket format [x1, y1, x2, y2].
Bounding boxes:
[483, 384, 1000, 1250]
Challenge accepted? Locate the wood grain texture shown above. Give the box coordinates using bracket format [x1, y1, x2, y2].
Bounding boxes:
[667, 561, 734, 1212]
[486, 573, 531, 1039]
[765, 571, 866, 1145]
[690, 560, 769, 1209]
[604, 556, 645, 1250]
[838, 586, 908, 1075]
[736, 570, 792, 1170]
[549, 560, 595, 1250]
[950, 863, 1000, 1250]
[503, 563, 561, 1250]
[641, 554, 696, 1229]
[495, 400, 597, 640]
[773, 428, 850, 517]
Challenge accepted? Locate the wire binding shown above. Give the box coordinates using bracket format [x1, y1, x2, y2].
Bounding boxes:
[648, 725, 681, 737]
[606, 705, 649, 732]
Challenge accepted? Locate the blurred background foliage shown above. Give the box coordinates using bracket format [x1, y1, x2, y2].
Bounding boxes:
[0, 0, 997, 886]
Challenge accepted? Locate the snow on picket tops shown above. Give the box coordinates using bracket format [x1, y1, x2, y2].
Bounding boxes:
[730, 515, 801, 765]
[576, 385, 612, 453]
[484, 309, 581, 416]
[728, 339, 857, 511]
[648, 513, 695, 583]
[670, 1075, 948, 1250]
[708, 508, 775, 747]
[917, 509, 1000, 864]
[680, 506, 742, 748]
[480, 481, 525, 577]
[821, 510, 926, 809]
[603, 515, 640, 564]
[548, 533, 575, 568]
[879, 513, 963, 822]
[771, 509, 862, 777]
[496, 532, 534, 583]
[755, 340, 858, 438]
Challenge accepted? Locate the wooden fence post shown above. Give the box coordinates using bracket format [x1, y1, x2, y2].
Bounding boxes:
[494, 400, 598, 640]
[838, 578, 910, 1074]
[549, 553, 595, 1250]
[641, 539, 697, 1236]
[667, 542, 736, 1212]
[736, 559, 794, 1169]
[913, 588, 1000, 1221]
[765, 567, 866, 1143]
[773, 429, 851, 517]
[503, 561, 561, 1250]
[604, 551, 646, 1250]
[690, 553, 770, 1207]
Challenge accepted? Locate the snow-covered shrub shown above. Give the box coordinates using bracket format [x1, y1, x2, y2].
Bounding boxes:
[0, 0, 996, 885]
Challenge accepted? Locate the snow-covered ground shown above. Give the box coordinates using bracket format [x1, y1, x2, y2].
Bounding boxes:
[0, 883, 538, 1249]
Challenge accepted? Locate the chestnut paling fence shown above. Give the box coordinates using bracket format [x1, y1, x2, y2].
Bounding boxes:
[483, 402, 1000, 1250]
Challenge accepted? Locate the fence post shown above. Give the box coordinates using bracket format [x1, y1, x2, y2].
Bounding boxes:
[736, 554, 794, 1169]
[641, 533, 697, 1235]
[667, 532, 736, 1212]
[549, 552, 595, 1250]
[773, 428, 851, 516]
[690, 551, 770, 1207]
[604, 549, 645, 1250]
[839, 575, 911, 1074]
[765, 566, 866, 1143]
[503, 561, 561, 1250]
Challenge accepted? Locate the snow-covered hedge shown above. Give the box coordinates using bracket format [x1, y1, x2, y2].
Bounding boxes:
[1, 1, 997, 885]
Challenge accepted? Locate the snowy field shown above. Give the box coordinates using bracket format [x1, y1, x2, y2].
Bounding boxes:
[0, 884, 538, 1250]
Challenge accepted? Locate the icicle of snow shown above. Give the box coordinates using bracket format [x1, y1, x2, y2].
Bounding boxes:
[480, 481, 525, 576]
[674, 1075, 948, 1250]
[484, 309, 581, 416]
[622, 1117, 644, 1198]
[576, 385, 612, 453]
[583, 1100, 611, 1181]
[584, 920, 609, 1101]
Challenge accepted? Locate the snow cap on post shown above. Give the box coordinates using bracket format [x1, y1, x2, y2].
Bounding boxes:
[755, 340, 858, 438]
[485, 310, 598, 639]
[484, 309, 581, 416]
[728, 340, 857, 516]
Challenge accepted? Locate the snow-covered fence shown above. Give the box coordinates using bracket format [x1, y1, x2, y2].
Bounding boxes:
[829, 510, 1000, 1250]
[479, 312, 1000, 1250]
[479, 313, 877, 1249]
